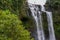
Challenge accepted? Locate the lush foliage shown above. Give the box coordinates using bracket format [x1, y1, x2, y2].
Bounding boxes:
[0, 10, 33, 40]
[0, 0, 27, 17]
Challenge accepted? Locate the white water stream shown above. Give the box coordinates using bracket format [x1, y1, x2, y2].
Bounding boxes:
[27, 0, 56, 40]
[46, 12, 56, 40]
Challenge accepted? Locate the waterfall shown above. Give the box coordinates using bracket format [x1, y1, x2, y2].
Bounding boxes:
[46, 12, 56, 40]
[41, 4, 56, 40]
[28, 4, 45, 40]
[41, 5, 45, 12]
[27, 0, 46, 5]
[27, 0, 56, 40]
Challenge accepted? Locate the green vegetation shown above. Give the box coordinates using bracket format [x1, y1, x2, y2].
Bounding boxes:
[0, 0, 27, 17]
[0, 10, 33, 40]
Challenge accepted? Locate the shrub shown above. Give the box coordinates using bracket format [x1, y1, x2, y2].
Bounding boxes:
[0, 10, 32, 40]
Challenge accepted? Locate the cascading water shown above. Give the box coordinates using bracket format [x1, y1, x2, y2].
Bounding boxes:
[28, 4, 45, 40]
[46, 12, 56, 40]
[41, 5, 56, 40]
[41, 5, 45, 12]
[27, 0, 56, 40]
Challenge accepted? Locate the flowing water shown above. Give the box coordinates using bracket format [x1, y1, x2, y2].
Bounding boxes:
[27, 0, 46, 5]
[46, 12, 56, 40]
[27, 0, 56, 40]
[28, 4, 45, 40]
